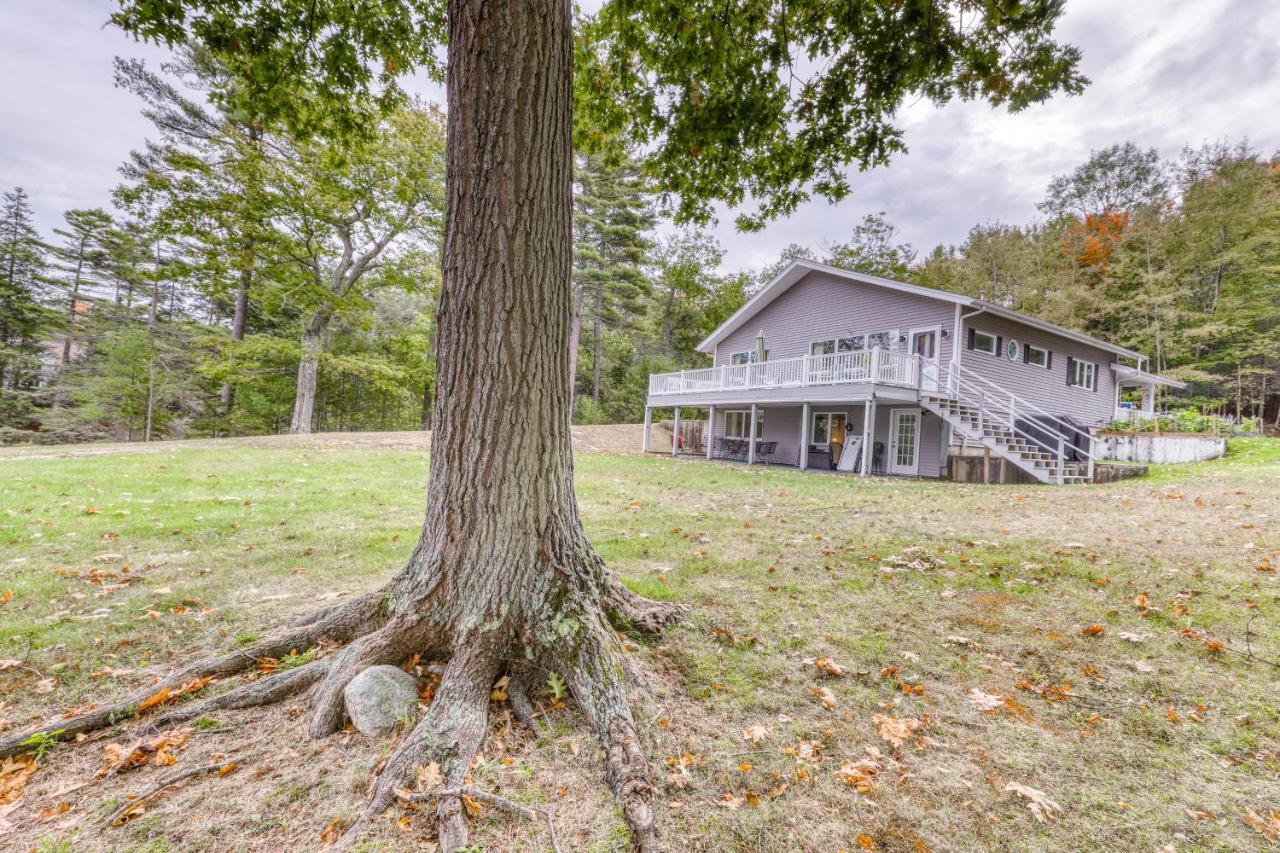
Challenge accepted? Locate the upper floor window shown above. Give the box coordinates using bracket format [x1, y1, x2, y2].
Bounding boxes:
[1024, 344, 1050, 368]
[813, 329, 897, 358]
[970, 329, 997, 355]
[729, 351, 757, 365]
[1068, 357, 1097, 390]
[837, 335, 864, 352]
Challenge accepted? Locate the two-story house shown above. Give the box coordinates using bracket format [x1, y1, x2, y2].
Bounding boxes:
[643, 260, 1183, 484]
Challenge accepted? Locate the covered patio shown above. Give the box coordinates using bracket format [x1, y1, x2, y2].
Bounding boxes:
[1111, 363, 1188, 423]
[643, 392, 947, 478]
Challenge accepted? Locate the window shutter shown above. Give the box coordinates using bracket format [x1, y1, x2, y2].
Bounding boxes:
[1046, 351, 1053, 369]
[994, 336, 1002, 358]
[1023, 346, 1030, 364]
[1092, 364, 1098, 391]
[967, 328, 975, 351]
[1066, 356, 1074, 386]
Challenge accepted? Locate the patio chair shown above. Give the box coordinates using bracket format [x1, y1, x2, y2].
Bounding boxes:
[755, 440, 777, 465]
[711, 437, 729, 459]
[872, 441, 884, 473]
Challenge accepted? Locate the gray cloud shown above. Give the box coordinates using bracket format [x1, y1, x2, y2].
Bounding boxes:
[3, 0, 1276, 277]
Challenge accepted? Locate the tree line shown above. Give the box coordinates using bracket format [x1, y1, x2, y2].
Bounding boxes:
[1, 63, 1275, 444]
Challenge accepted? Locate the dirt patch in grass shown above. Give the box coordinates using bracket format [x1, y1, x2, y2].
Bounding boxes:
[1, 437, 1277, 851]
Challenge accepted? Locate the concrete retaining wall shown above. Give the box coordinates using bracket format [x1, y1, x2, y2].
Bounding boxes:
[946, 454, 1147, 485]
[1097, 433, 1226, 464]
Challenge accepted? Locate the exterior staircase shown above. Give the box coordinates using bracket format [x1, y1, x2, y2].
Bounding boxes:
[919, 363, 1096, 484]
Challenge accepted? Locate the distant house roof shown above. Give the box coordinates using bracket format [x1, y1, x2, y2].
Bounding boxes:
[697, 259, 1142, 360]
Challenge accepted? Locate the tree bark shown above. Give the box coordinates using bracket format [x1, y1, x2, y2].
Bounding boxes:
[220, 267, 252, 414]
[61, 240, 87, 370]
[420, 380, 432, 430]
[592, 284, 603, 405]
[568, 285, 582, 406]
[290, 307, 331, 434]
[0, 3, 685, 850]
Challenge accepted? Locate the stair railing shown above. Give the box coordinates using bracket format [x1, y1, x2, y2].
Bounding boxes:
[932, 362, 1096, 484]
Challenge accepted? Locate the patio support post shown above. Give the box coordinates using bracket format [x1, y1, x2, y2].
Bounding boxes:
[642, 406, 651, 453]
[1140, 384, 1155, 415]
[747, 403, 758, 465]
[671, 406, 681, 456]
[799, 402, 810, 470]
[706, 405, 716, 460]
[861, 399, 875, 476]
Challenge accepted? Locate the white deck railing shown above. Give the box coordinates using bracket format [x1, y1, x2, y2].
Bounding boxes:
[648, 348, 920, 396]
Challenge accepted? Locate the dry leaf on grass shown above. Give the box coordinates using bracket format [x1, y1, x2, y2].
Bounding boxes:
[833, 757, 882, 794]
[741, 724, 771, 747]
[871, 714, 920, 748]
[802, 657, 848, 677]
[0, 753, 38, 807]
[1004, 781, 1063, 822]
[416, 761, 444, 790]
[1244, 808, 1280, 844]
[810, 686, 838, 710]
[967, 688, 1004, 712]
[97, 728, 191, 776]
[136, 676, 213, 713]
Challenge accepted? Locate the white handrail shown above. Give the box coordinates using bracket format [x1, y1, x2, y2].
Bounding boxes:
[647, 347, 915, 395]
[935, 361, 1095, 482]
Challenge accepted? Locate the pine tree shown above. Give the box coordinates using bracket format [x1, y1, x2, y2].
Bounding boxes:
[0, 187, 51, 394]
[49, 208, 114, 370]
[571, 153, 654, 408]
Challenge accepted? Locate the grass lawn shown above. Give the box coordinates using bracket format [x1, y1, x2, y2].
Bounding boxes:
[2, 435, 1278, 852]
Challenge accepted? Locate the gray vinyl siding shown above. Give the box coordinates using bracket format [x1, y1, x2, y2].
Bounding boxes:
[710, 402, 947, 478]
[715, 271, 957, 370]
[959, 314, 1116, 427]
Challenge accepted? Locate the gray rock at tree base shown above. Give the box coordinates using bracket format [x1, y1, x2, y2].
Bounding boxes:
[343, 664, 420, 738]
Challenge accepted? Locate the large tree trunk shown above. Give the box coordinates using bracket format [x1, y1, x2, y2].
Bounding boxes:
[290, 307, 331, 434]
[0, 2, 684, 850]
[220, 268, 251, 414]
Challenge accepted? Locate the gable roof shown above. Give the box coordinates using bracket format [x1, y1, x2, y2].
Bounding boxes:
[698, 259, 1141, 360]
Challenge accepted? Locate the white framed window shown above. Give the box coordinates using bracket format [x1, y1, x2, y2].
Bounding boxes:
[724, 409, 764, 439]
[729, 351, 757, 365]
[837, 335, 864, 352]
[810, 339, 836, 357]
[867, 331, 892, 350]
[971, 330, 997, 355]
[1024, 344, 1050, 368]
[810, 411, 848, 446]
[1068, 358, 1097, 390]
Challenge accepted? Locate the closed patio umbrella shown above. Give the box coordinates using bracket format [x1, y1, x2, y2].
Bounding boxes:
[755, 329, 767, 363]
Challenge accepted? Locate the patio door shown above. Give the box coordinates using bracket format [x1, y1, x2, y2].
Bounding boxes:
[911, 328, 940, 393]
[888, 408, 921, 476]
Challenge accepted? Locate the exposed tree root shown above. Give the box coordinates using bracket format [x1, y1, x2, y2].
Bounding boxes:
[145, 660, 327, 732]
[505, 672, 543, 733]
[3, 570, 683, 853]
[307, 617, 440, 738]
[102, 754, 242, 827]
[566, 623, 661, 853]
[406, 784, 562, 853]
[334, 643, 499, 851]
[0, 590, 385, 759]
[608, 580, 690, 635]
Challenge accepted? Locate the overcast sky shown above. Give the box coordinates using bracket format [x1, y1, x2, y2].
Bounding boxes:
[3, 0, 1278, 276]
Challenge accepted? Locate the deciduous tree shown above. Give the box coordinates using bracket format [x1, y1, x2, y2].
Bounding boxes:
[4, 3, 1088, 850]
